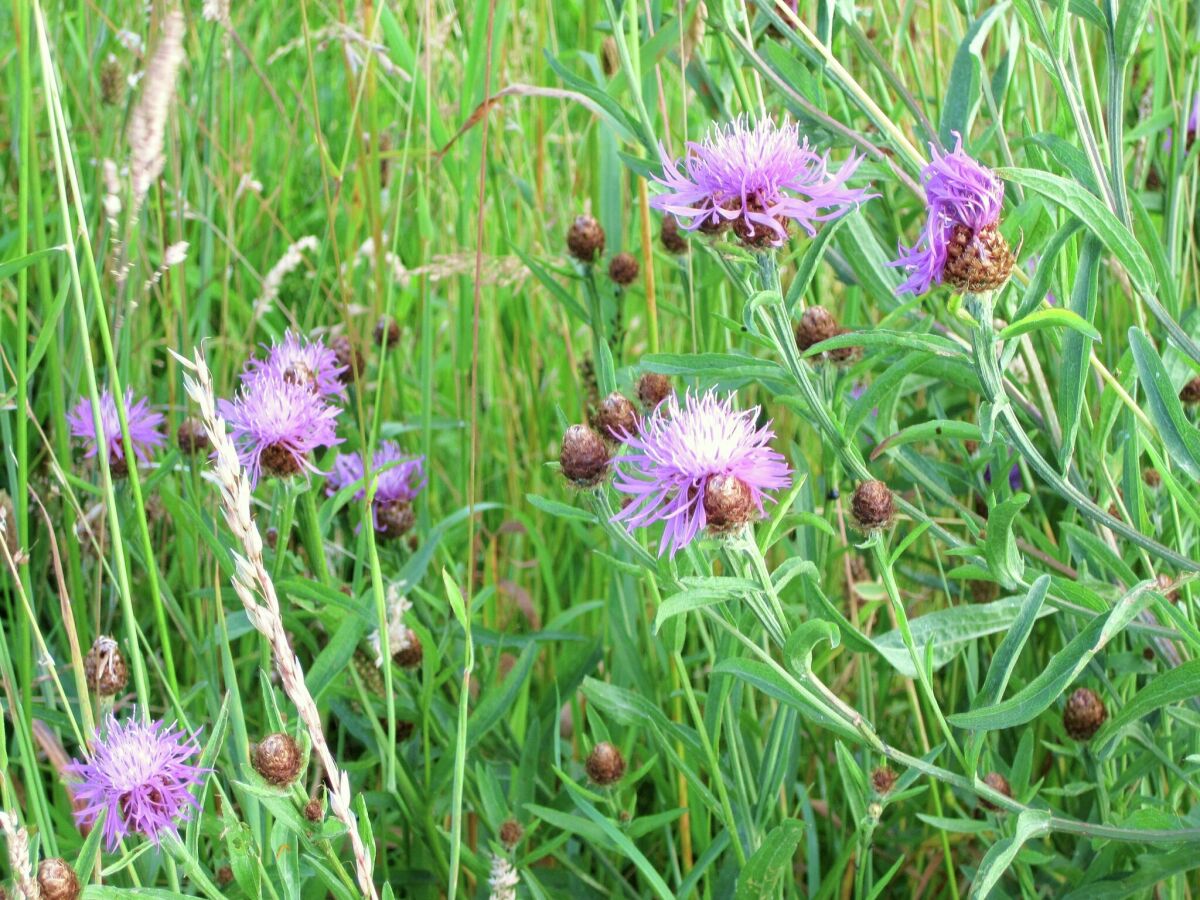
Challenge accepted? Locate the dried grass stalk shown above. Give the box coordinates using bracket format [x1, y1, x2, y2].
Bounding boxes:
[174, 346, 378, 900]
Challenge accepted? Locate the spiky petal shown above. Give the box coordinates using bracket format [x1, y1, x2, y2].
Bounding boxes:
[650, 116, 872, 247]
[218, 371, 343, 485]
[890, 135, 1007, 295]
[611, 390, 792, 556]
[66, 715, 207, 851]
[327, 441, 425, 530]
[243, 330, 347, 399]
[67, 388, 166, 465]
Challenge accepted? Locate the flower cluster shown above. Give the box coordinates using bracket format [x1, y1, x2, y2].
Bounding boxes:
[68, 388, 166, 472]
[67, 715, 207, 851]
[327, 441, 426, 539]
[650, 116, 871, 248]
[610, 390, 792, 556]
[219, 333, 346, 484]
[890, 135, 1013, 295]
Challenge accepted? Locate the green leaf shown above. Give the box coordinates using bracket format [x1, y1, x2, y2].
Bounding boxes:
[972, 809, 1052, 898]
[641, 351, 788, 383]
[984, 494, 1029, 589]
[870, 419, 982, 461]
[735, 819, 805, 900]
[949, 580, 1157, 731]
[1128, 327, 1200, 481]
[874, 593, 1054, 679]
[977, 575, 1051, 708]
[444, 569, 469, 631]
[0, 245, 62, 281]
[999, 308, 1101, 342]
[998, 167, 1157, 293]
[1058, 235, 1102, 468]
[653, 581, 747, 632]
[939, 3, 1010, 144]
[525, 493, 598, 524]
[784, 619, 840, 675]
[1094, 658, 1200, 757]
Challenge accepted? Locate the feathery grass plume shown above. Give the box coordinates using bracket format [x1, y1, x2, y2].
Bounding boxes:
[66, 714, 206, 850]
[202, 0, 230, 25]
[366, 585, 414, 667]
[174, 346, 379, 900]
[67, 388, 166, 472]
[0, 811, 37, 900]
[487, 854, 520, 900]
[611, 390, 792, 556]
[127, 8, 185, 210]
[650, 116, 872, 247]
[890, 135, 1013, 294]
[253, 236, 319, 321]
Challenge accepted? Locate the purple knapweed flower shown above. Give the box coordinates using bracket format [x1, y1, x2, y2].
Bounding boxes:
[67, 388, 166, 471]
[218, 370, 343, 484]
[243, 330, 347, 399]
[1164, 92, 1200, 154]
[327, 441, 426, 538]
[650, 116, 872, 248]
[66, 715, 208, 851]
[890, 135, 1014, 295]
[611, 390, 792, 556]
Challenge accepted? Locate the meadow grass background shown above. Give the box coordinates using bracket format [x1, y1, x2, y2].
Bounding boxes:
[3, 0, 1200, 897]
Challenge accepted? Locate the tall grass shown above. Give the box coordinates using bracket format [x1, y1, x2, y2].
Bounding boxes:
[2, 1, 1200, 898]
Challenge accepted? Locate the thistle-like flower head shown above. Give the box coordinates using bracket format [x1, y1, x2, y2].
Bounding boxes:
[67, 388, 166, 466]
[327, 441, 425, 534]
[66, 715, 207, 851]
[650, 116, 872, 247]
[891, 136, 1010, 295]
[611, 390, 792, 556]
[218, 370, 343, 484]
[243, 330, 347, 399]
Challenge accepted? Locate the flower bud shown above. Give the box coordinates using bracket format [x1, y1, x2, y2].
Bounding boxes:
[84, 635, 128, 697]
[566, 215, 605, 263]
[608, 252, 640, 286]
[851, 480, 894, 531]
[176, 417, 211, 455]
[375, 316, 401, 348]
[304, 797, 324, 822]
[870, 767, 896, 795]
[979, 772, 1012, 811]
[376, 501, 415, 539]
[585, 741, 626, 786]
[1180, 376, 1200, 405]
[559, 425, 609, 487]
[1062, 687, 1107, 741]
[393, 629, 423, 669]
[636, 373, 672, 410]
[1142, 467, 1161, 489]
[942, 223, 1014, 293]
[252, 732, 304, 786]
[331, 335, 364, 383]
[37, 858, 80, 900]
[595, 392, 637, 442]
[216, 866, 234, 887]
[795, 306, 838, 353]
[703, 475, 755, 534]
[828, 327, 862, 365]
[499, 818, 524, 848]
[660, 215, 688, 254]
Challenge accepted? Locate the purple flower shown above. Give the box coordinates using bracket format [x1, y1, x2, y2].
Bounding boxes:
[66, 715, 207, 851]
[650, 116, 872, 247]
[984, 463, 1022, 492]
[890, 135, 1009, 295]
[67, 388, 166, 468]
[611, 390, 792, 556]
[243, 330, 346, 399]
[327, 441, 425, 536]
[218, 370, 343, 484]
